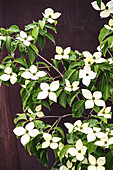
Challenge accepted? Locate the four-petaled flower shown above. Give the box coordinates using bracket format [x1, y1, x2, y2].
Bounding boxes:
[0, 67, 17, 84]
[104, 19, 113, 30]
[98, 106, 112, 119]
[42, 8, 61, 24]
[16, 31, 33, 46]
[21, 65, 47, 80]
[67, 139, 87, 161]
[13, 122, 39, 146]
[88, 154, 105, 170]
[65, 79, 79, 92]
[91, 0, 113, 18]
[55, 46, 71, 60]
[37, 81, 59, 102]
[82, 89, 105, 109]
[79, 66, 97, 86]
[42, 133, 61, 149]
[94, 136, 113, 148]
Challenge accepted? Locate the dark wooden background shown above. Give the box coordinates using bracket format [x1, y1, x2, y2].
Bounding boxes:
[0, 0, 108, 170]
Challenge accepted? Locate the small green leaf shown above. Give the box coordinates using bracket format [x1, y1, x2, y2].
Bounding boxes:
[6, 36, 11, 51]
[99, 27, 110, 42]
[88, 142, 97, 153]
[38, 34, 45, 50]
[46, 32, 55, 44]
[59, 145, 72, 162]
[45, 24, 57, 33]
[67, 91, 79, 106]
[59, 91, 67, 108]
[13, 58, 28, 67]
[9, 25, 20, 33]
[39, 20, 45, 30]
[32, 27, 39, 43]
[72, 100, 84, 117]
[30, 44, 38, 55]
[96, 0, 102, 8]
[69, 62, 81, 69]
[54, 127, 65, 140]
[103, 81, 110, 101]
[28, 46, 35, 64]
[63, 69, 76, 80]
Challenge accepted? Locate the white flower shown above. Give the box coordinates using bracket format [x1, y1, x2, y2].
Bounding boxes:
[84, 127, 106, 142]
[0, 67, 17, 84]
[91, 0, 113, 18]
[98, 106, 112, 119]
[79, 66, 97, 86]
[74, 120, 89, 133]
[21, 65, 47, 80]
[65, 79, 79, 92]
[83, 51, 94, 66]
[13, 122, 39, 145]
[104, 19, 113, 30]
[55, 46, 71, 60]
[67, 139, 87, 161]
[42, 133, 61, 149]
[37, 81, 59, 102]
[94, 136, 113, 147]
[16, 31, 33, 46]
[82, 89, 105, 109]
[42, 8, 61, 24]
[21, 80, 30, 88]
[88, 154, 105, 170]
[64, 122, 74, 133]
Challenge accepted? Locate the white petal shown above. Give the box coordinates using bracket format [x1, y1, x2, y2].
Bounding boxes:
[108, 137, 113, 145]
[0, 74, 10, 81]
[55, 54, 63, 60]
[59, 142, 64, 150]
[94, 100, 105, 107]
[43, 133, 52, 141]
[82, 77, 91, 86]
[42, 141, 50, 148]
[83, 51, 92, 58]
[36, 111, 44, 117]
[79, 69, 86, 78]
[88, 165, 96, 170]
[20, 31, 27, 39]
[97, 166, 105, 170]
[36, 71, 47, 77]
[94, 141, 104, 146]
[44, 8, 54, 16]
[64, 122, 74, 133]
[29, 129, 39, 137]
[104, 114, 111, 119]
[89, 71, 97, 79]
[67, 147, 77, 156]
[67, 160, 72, 169]
[47, 18, 54, 23]
[35, 105, 41, 112]
[76, 139, 83, 150]
[74, 120, 82, 128]
[85, 100, 94, 109]
[100, 10, 110, 18]
[23, 40, 30, 46]
[93, 91, 102, 99]
[31, 75, 38, 80]
[109, 19, 113, 26]
[25, 122, 34, 131]
[64, 47, 71, 55]
[10, 76, 17, 84]
[105, 106, 111, 113]
[4, 67, 12, 74]
[65, 79, 71, 87]
[65, 87, 72, 92]
[93, 127, 101, 132]
[52, 12, 61, 19]
[37, 91, 48, 100]
[40, 83, 49, 91]
[93, 52, 102, 59]
[16, 37, 24, 41]
[50, 81, 59, 91]
[29, 65, 37, 73]
[76, 153, 84, 161]
[56, 46, 63, 54]
[50, 142, 58, 149]
[107, 0, 113, 8]
[0, 36, 6, 41]
[91, 1, 105, 10]
[62, 54, 69, 59]
[82, 89, 92, 99]
[89, 154, 96, 165]
[96, 132, 106, 138]
[97, 157, 105, 166]
[49, 92, 57, 102]
[21, 134, 30, 145]
[13, 127, 26, 136]
[60, 165, 68, 170]
[95, 58, 106, 63]
[27, 36, 33, 41]
[87, 133, 96, 142]
[21, 71, 32, 79]
[52, 137, 61, 142]
[104, 24, 113, 30]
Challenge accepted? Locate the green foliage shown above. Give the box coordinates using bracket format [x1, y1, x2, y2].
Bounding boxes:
[72, 100, 84, 117]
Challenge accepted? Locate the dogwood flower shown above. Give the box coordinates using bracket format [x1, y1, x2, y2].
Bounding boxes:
[0, 67, 17, 84]
[74, 120, 89, 133]
[88, 154, 105, 170]
[42, 8, 61, 24]
[104, 19, 113, 30]
[83, 51, 94, 66]
[21, 65, 47, 80]
[60, 160, 75, 170]
[13, 122, 39, 145]
[37, 81, 59, 102]
[79, 66, 97, 86]
[64, 122, 74, 133]
[65, 79, 79, 92]
[55, 46, 71, 60]
[16, 31, 33, 46]
[91, 0, 113, 18]
[67, 139, 87, 161]
[82, 89, 105, 109]
[94, 136, 113, 147]
[42, 133, 61, 149]
[98, 106, 112, 119]
[28, 105, 44, 118]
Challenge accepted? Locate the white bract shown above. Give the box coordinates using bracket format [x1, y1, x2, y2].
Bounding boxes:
[107, 58, 113, 64]
[13, 122, 39, 146]
[42, 8, 61, 24]
[21, 65, 47, 80]
[82, 89, 105, 109]
[55, 46, 71, 60]
[37, 81, 59, 102]
[79, 65, 97, 86]
[0, 67, 17, 84]
[65, 79, 79, 92]
[16, 31, 33, 46]
[21, 80, 30, 88]
[60, 160, 75, 170]
[42, 133, 61, 149]
[88, 154, 105, 170]
[91, 0, 113, 18]
[0, 35, 6, 41]
[104, 19, 113, 30]
[67, 139, 87, 161]
[98, 106, 112, 119]
[28, 105, 44, 118]
[94, 136, 113, 147]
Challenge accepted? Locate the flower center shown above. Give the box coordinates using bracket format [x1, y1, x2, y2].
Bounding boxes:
[33, 73, 36, 76]
[106, 6, 109, 10]
[93, 56, 96, 59]
[80, 127, 83, 130]
[103, 111, 105, 114]
[48, 15, 51, 18]
[78, 150, 81, 153]
[10, 73, 13, 76]
[26, 130, 29, 133]
[93, 130, 96, 133]
[95, 163, 98, 167]
[88, 61, 91, 64]
[86, 73, 89, 76]
[92, 97, 95, 100]
[48, 89, 51, 93]
[104, 141, 107, 144]
[61, 52, 64, 55]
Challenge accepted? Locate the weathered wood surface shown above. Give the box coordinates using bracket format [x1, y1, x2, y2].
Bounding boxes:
[0, 0, 107, 169]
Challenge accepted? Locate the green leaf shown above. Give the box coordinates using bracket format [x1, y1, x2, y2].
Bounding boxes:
[32, 27, 39, 43]
[67, 133, 79, 144]
[46, 32, 55, 44]
[67, 91, 79, 106]
[2, 55, 13, 64]
[59, 145, 73, 162]
[51, 59, 58, 70]
[63, 69, 76, 80]
[39, 20, 45, 30]
[99, 27, 110, 42]
[30, 44, 38, 55]
[88, 142, 97, 154]
[59, 91, 67, 108]
[103, 81, 110, 101]
[68, 62, 81, 69]
[27, 46, 35, 64]
[45, 24, 57, 33]
[6, 36, 11, 51]
[96, 0, 102, 8]
[41, 101, 50, 110]
[38, 62, 50, 71]
[9, 25, 20, 33]
[34, 120, 45, 130]
[25, 22, 37, 31]
[72, 100, 84, 117]
[54, 127, 65, 140]
[38, 34, 45, 50]
[13, 58, 28, 67]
